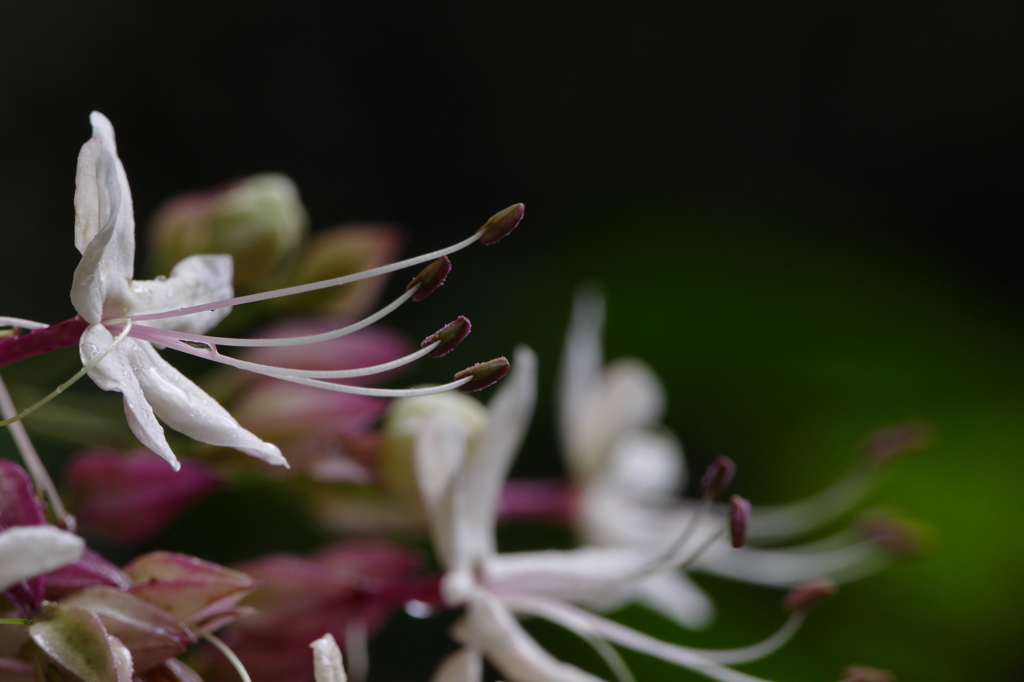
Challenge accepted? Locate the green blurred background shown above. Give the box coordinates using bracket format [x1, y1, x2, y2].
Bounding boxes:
[2, 2, 1024, 680]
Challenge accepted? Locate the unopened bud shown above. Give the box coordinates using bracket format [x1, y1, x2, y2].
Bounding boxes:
[857, 510, 928, 556]
[408, 257, 452, 301]
[729, 495, 751, 548]
[422, 317, 472, 358]
[783, 577, 837, 612]
[699, 456, 736, 498]
[476, 203, 525, 245]
[148, 173, 309, 290]
[860, 421, 930, 465]
[840, 665, 898, 682]
[455, 357, 511, 393]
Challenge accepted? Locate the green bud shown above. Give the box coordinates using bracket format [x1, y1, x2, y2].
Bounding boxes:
[148, 173, 309, 291]
[379, 391, 488, 502]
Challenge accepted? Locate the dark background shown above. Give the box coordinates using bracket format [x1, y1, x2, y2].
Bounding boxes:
[2, 2, 1024, 680]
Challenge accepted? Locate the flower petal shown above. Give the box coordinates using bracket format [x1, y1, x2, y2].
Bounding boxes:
[461, 346, 537, 560]
[71, 112, 136, 324]
[81, 328, 180, 469]
[0, 526, 84, 593]
[128, 339, 285, 465]
[125, 255, 235, 333]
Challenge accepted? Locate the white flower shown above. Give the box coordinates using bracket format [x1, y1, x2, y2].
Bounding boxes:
[72, 112, 285, 470]
[412, 347, 807, 682]
[556, 290, 892, 627]
[0, 525, 84, 592]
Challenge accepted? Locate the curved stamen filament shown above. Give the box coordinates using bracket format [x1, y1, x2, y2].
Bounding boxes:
[133, 286, 420, 349]
[502, 593, 798, 682]
[202, 630, 253, 682]
[128, 323, 442, 380]
[131, 233, 481, 324]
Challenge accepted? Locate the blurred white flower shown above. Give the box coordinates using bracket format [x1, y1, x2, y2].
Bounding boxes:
[557, 289, 900, 629]
[412, 347, 810, 682]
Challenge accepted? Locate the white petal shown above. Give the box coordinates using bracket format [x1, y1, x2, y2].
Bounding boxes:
[557, 288, 605, 459]
[414, 414, 472, 574]
[0, 526, 84, 592]
[108, 635, 134, 682]
[125, 255, 235, 333]
[81, 327, 180, 469]
[485, 546, 647, 602]
[568, 359, 666, 483]
[462, 346, 537, 559]
[71, 112, 136, 323]
[633, 572, 715, 630]
[599, 429, 684, 502]
[128, 340, 286, 466]
[310, 633, 347, 682]
[453, 592, 604, 682]
[431, 647, 481, 682]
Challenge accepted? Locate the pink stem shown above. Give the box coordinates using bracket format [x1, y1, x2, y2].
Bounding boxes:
[499, 479, 579, 524]
[0, 316, 88, 370]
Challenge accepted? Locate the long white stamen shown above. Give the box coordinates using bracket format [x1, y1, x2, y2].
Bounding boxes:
[580, 633, 636, 682]
[202, 630, 253, 682]
[0, 317, 49, 331]
[129, 323, 441, 380]
[250, 372, 472, 398]
[130, 233, 481, 324]
[133, 286, 419, 349]
[746, 468, 873, 542]
[502, 594, 789, 682]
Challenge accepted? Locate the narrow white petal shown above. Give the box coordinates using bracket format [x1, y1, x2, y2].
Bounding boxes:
[557, 288, 605, 458]
[125, 255, 235, 333]
[128, 340, 286, 466]
[310, 633, 347, 682]
[462, 346, 537, 559]
[0, 526, 84, 592]
[485, 546, 646, 601]
[108, 635, 134, 682]
[72, 112, 136, 323]
[453, 592, 605, 682]
[414, 414, 472, 573]
[431, 647, 482, 682]
[632, 572, 716, 630]
[598, 429, 684, 502]
[81, 327, 180, 469]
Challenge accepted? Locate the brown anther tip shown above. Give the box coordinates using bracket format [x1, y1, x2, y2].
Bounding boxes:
[857, 511, 927, 556]
[729, 495, 751, 548]
[407, 256, 452, 301]
[455, 357, 510, 392]
[840, 665, 898, 682]
[476, 203, 525, 245]
[860, 420, 931, 465]
[422, 316, 472, 358]
[783, 577, 837, 613]
[699, 456, 736, 499]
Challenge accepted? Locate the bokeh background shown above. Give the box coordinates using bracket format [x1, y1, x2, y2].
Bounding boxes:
[3, 2, 1024, 680]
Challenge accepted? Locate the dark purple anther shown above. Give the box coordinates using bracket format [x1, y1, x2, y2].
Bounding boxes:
[699, 456, 736, 499]
[729, 495, 751, 548]
[421, 316, 472, 358]
[407, 256, 452, 301]
[455, 357, 511, 393]
[783, 577, 837, 613]
[476, 203, 525, 245]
